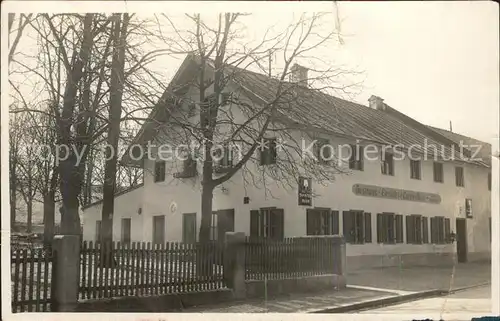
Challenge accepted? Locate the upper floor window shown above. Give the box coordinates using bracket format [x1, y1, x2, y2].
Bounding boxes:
[349, 144, 364, 171]
[154, 160, 166, 182]
[433, 162, 444, 183]
[381, 151, 394, 176]
[260, 138, 277, 165]
[314, 138, 332, 164]
[410, 159, 421, 180]
[455, 166, 464, 187]
[214, 145, 234, 171]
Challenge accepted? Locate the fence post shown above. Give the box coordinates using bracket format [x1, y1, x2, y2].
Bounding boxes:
[224, 232, 246, 299]
[52, 235, 80, 312]
[332, 235, 346, 288]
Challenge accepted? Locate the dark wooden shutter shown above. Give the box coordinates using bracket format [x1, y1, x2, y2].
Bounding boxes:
[358, 146, 364, 170]
[343, 211, 353, 243]
[396, 214, 403, 243]
[250, 210, 259, 237]
[430, 217, 436, 244]
[437, 217, 444, 244]
[377, 213, 383, 243]
[444, 218, 451, 244]
[364, 212, 372, 243]
[422, 217, 429, 243]
[274, 208, 284, 240]
[306, 209, 315, 235]
[332, 211, 340, 235]
[406, 215, 412, 244]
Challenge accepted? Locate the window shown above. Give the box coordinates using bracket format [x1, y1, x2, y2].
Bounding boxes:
[95, 220, 102, 243]
[250, 208, 284, 240]
[406, 215, 424, 244]
[430, 216, 451, 244]
[343, 210, 367, 244]
[314, 138, 332, 163]
[455, 166, 464, 187]
[348, 145, 364, 170]
[121, 218, 131, 244]
[410, 160, 421, 180]
[182, 213, 197, 243]
[174, 153, 197, 178]
[187, 102, 196, 118]
[152, 215, 165, 245]
[381, 151, 394, 176]
[307, 209, 339, 235]
[377, 213, 403, 244]
[210, 212, 218, 241]
[465, 199, 472, 218]
[433, 162, 444, 183]
[154, 160, 166, 182]
[488, 172, 491, 191]
[260, 138, 277, 165]
[214, 145, 233, 171]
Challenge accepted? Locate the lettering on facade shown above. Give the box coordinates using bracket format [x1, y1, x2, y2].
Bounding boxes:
[298, 176, 312, 206]
[352, 184, 441, 204]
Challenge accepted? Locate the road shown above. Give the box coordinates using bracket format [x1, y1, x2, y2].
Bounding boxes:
[361, 284, 492, 314]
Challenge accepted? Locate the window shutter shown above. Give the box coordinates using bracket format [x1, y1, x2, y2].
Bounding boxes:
[364, 212, 372, 243]
[444, 218, 450, 243]
[406, 215, 412, 244]
[396, 215, 403, 243]
[342, 211, 353, 243]
[306, 209, 315, 235]
[274, 208, 284, 240]
[437, 217, 444, 244]
[250, 210, 259, 238]
[430, 217, 436, 244]
[332, 211, 339, 235]
[377, 213, 383, 243]
[422, 217, 429, 243]
[359, 146, 364, 170]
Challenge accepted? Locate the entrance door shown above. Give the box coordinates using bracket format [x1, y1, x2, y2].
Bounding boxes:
[182, 213, 197, 243]
[456, 218, 467, 263]
[217, 209, 235, 242]
[152, 215, 165, 245]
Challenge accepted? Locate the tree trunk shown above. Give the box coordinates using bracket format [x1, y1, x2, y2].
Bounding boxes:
[27, 199, 32, 233]
[43, 192, 55, 245]
[10, 188, 16, 229]
[199, 185, 213, 242]
[99, 13, 129, 268]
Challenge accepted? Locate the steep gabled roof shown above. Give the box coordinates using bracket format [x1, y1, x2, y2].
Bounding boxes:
[121, 55, 490, 168]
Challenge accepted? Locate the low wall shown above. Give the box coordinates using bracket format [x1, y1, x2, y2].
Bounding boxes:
[75, 289, 234, 312]
[346, 252, 456, 271]
[245, 274, 346, 299]
[468, 251, 491, 263]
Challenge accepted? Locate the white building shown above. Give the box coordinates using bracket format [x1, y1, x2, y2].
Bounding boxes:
[82, 55, 492, 270]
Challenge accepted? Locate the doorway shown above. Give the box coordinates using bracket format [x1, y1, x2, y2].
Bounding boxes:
[455, 218, 467, 263]
[152, 215, 165, 245]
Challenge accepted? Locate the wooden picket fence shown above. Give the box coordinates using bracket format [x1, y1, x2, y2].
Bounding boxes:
[11, 248, 54, 312]
[78, 241, 226, 300]
[244, 237, 338, 280]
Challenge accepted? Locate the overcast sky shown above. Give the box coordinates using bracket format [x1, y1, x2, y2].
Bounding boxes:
[4, 1, 499, 152]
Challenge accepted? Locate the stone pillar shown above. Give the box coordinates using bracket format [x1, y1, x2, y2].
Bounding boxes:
[52, 235, 80, 312]
[331, 235, 346, 276]
[224, 232, 246, 299]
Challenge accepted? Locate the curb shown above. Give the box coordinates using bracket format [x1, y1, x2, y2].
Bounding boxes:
[310, 282, 491, 314]
[310, 289, 443, 313]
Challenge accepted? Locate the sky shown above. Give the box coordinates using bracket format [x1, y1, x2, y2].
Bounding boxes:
[4, 1, 499, 153]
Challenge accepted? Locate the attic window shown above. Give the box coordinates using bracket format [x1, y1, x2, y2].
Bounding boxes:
[187, 103, 196, 117]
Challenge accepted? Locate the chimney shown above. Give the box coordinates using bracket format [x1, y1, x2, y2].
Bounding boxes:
[368, 95, 386, 111]
[290, 63, 308, 87]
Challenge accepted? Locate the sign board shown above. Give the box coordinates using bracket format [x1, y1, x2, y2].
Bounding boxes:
[298, 176, 312, 206]
[465, 199, 472, 218]
[352, 184, 441, 204]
